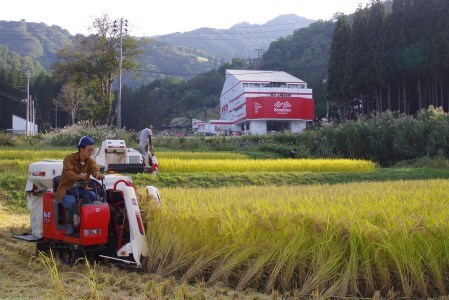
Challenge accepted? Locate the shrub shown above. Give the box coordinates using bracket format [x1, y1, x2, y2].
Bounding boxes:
[43, 121, 136, 147]
[0, 133, 44, 147]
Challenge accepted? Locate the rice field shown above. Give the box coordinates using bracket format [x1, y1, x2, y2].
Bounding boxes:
[0, 149, 247, 160]
[0, 149, 70, 160]
[155, 151, 250, 160]
[0, 148, 377, 174]
[141, 179, 449, 297]
[159, 158, 376, 173]
[1, 147, 446, 297]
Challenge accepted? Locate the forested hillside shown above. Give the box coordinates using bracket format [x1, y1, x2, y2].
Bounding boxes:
[0, 20, 72, 73]
[260, 20, 336, 118]
[4, 0, 447, 132]
[327, 0, 449, 121]
[0, 15, 319, 131]
[0, 14, 310, 87]
[0, 20, 223, 87]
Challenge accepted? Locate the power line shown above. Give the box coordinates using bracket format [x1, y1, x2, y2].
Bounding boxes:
[0, 78, 26, 89]
[0, 90, 25, 105]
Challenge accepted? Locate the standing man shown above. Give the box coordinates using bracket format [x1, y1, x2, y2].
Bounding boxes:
[139, 125, 153, 169]
[55, 136, 105, 236]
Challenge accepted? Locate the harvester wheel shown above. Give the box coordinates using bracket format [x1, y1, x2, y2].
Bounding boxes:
[61, 249, 74, 265]
[35, 242, 48, 256]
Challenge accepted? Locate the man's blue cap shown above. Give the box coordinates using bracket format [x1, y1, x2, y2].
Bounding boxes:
[76, 136, 95, 148]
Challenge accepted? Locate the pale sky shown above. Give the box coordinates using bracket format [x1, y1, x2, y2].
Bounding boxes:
[0, 0, 371, 36]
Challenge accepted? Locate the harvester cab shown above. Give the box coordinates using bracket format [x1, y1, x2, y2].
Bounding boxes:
[92, 139, 145, 173]
[15, 160, 161, 267]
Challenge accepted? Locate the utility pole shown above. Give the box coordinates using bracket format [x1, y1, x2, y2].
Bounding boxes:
[255, 48, 264, 59]
[54, 104, 58, 129]
[114, 18, 128, 128]
[31, 95, 35, 135]
[26, 70, 30, 136]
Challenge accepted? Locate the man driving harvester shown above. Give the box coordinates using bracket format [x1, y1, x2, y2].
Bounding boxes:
[55, 136, 105, 236]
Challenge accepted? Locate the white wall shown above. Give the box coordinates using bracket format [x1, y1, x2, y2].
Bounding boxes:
[249, 120, 267, 135]
[12, 114, 38, 134]
[291, 121, 306, 133]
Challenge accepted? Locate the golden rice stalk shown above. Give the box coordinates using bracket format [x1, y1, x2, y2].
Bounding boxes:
[141, 179, 449, 296]
[158, 158, 377, 173]
[155, 152, 249, 160]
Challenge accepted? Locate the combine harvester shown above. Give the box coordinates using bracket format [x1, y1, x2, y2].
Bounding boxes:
[15, 159, 161, 267]
[92, 139, 146, 173]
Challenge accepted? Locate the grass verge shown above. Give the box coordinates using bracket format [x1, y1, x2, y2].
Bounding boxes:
[133, 167, 449, 188]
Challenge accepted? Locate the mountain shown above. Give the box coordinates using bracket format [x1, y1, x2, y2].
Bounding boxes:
[153, 14, 314, 60]
[0, 20, 73, 72]
[0, 14, 314, 85]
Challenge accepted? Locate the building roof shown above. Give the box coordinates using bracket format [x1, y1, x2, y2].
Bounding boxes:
[226, 69, 305, 83]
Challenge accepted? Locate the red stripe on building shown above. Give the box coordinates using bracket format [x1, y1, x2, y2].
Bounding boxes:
[246, 97, 314, 120]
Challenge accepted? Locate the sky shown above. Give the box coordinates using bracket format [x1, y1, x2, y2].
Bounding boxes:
[0, 0, 372, 36]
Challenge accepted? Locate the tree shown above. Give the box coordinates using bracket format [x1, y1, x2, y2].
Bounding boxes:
[327, 15, 352, 120]
[52, 14, 146, 125]
[52, 82, 91, 125]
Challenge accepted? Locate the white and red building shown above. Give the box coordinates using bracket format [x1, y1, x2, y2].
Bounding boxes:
[210, 69, 314, 135]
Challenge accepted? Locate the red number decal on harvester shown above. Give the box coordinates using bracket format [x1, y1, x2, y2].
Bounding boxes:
[43, 211, 51, 222]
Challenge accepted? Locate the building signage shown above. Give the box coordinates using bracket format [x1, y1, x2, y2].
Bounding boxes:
[273, 101, 292, 114]
[254, 102, 262, 114]
[246, 97, 314, 120]
[270, 93, 291, 97]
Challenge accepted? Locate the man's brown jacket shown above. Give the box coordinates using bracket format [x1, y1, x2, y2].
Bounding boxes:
[55, 152, 101, 201]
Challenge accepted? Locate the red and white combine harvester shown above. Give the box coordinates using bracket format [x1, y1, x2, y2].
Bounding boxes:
[15, 159, 161, 267]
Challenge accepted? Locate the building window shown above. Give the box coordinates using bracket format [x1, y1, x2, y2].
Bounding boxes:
[263, 82, 286, 88]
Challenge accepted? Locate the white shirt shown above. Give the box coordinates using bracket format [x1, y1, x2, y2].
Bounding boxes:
[139, 128, 153, 147]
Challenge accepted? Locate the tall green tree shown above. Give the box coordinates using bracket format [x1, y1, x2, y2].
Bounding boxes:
[368, 0, 386, 113]
[327, 15, 352, 120]
[32, 72, 60, 131]
[52, 14, 146, 125]
[122, 77, 186, 130]
[0, 67, 27, 130]
[348, 5, 370, 117]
